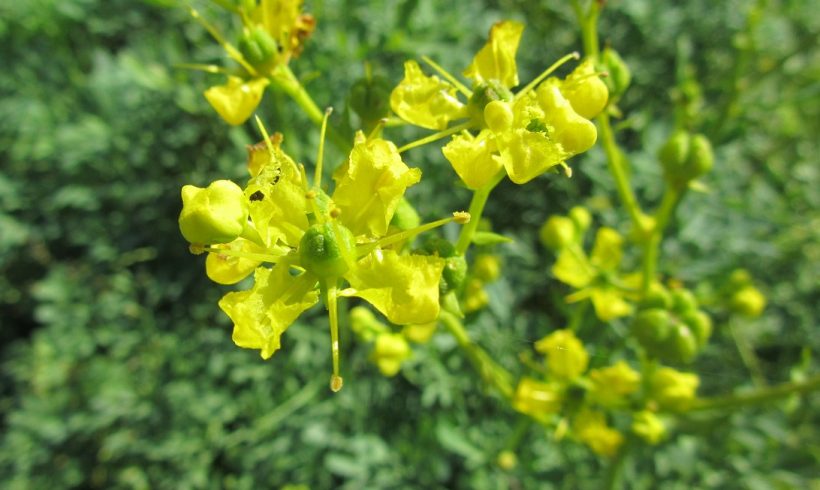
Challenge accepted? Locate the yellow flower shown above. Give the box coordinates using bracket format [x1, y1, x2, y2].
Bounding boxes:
[534, 329, 589, 380]
[178, 179, 252, 245]
[512, 377, 562, 421]
[651, 367, 699, 410]
[204, 76, 270, 126]
[588, 360, 641, 407]
[182, 127, 459, 390]
[632, 411, 666, 445]
[553, 227, 635, 321]
[371, 333, 411, 377]
[391, 21, 607, 188]
[573, 409, 624, 458]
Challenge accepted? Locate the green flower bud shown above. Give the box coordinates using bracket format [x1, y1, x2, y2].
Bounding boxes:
[441, 255, 468, 295]
[632, 308, 672, 349]
[299, 222, 357, 279]
[540, 215, 576, 251]
[349, 74, 392, 131]
[670, 289, 698, 314]
[600, 47, 631, 102]
[419, 236, 456, 258]
[468, 80, 514, 126]
[670, 324, 698, 362]
[640, 283, 672, 310]
[728, 268, 753, 289]
[473, 254, 501, 282]
[496, 451, 517, 470]
[659, 131, 715, 187]
[568, 206, 592, 235]
[682, 310, 712, 346]
[238, 26, 278, 71]
[483, 100, 514, 133]
[179, 180, 249, 245]
[389, 197, 421, 231]
[731, 286, 766, 318]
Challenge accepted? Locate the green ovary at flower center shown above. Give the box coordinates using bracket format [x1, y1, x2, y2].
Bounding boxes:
[299, 222, 357, 279]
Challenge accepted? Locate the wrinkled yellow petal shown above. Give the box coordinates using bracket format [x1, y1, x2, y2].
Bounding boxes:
[560, 59, 609, 119]
[206, 238, 263, 284]
[253, 0, 302, 44]
[552, 248, 594, 289]
[512, 377, 562, 421]
[345, 249, 444, 325]
[534, 329, 589, 380]
[589, 361, 641, 407]
[463, 20, 524, 88]
[332, 136, 421, 237]
[590, 227, 623, 271]
[590, 287, 633, 321]
[497, 128, 566, 184]
[204, 76, 269, 126]
[219, 265, 318, 359]
[245, 155, 309, 247]
[441, 130, 502, 189]
[390, 60, 466, 130]
[573, 409, 624, 457]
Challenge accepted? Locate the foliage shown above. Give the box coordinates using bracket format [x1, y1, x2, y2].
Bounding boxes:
[0, 0, 818, 489]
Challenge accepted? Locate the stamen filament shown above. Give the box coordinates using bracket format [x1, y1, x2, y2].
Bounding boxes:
[188, 5, 258, 77]
[366, 118, 388, 140]
[325, 279, 344, 392]
[355, 215, 457, 257]
[174, 63, 228, 74]
[421, 55, 473, 97]
[515, 52, 580, 100]
[397, 120, 474, 153]
[314, 107, 333, 188]
[202, 246, 284, 264]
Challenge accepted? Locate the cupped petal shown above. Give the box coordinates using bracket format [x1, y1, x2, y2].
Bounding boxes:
[332, 136, 421, 237]
[204, 76, 269, 126]
[390, 60, 466, 130]
[441, 130, 502, 189]
[206, 238, 263, 284]
[590, 287, 633, 321]
[590, 227, 623, 271]
[552, 248, 594, 289]
[463, 20, 524, 88]
[345, 249, 445, 325]
[245, 148, 309, 248]
[219, 264, 319, 359]
[496, 128, 567, 184]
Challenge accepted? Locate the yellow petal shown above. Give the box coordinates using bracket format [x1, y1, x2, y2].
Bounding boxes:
[245, 155, 309, 248]
[390, 60, 466, 130]
[552, 248, 594, 289]
[463, 20, 524, 88]
[534, 329, 589, 380]
[497, 129, 566, 184]
[560, 59, 609, 119]
[590, 287, 633, 321]
[219, 265, 318, 359]
[590, 227, 623, 271]
[205, 238, 262, 284]
[179, 180, 249, 245]
[204, 76, 269, 126]
[345, 249, 444, 325]
[441, 130, 502, 189]
[332, 137, 421, 237]
[512, 377, 562, 420]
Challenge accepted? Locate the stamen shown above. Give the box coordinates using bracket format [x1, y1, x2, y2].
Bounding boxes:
[421, 55, 473, 98]
[397, 120, 474, 153]
[187, 4, 258, 77]
[559, 162, 573, 178]
[366, 118, 388, 140]
[174, 63, 228, 74]
[314, 107, 333, 188]
[356, 214, 467, 257]
[325, 280, 343, 392]
[515, 52, 580, 100]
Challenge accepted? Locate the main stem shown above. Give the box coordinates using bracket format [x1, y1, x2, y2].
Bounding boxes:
[455, 170, 505, 255]
[683, 374, 820, 412]
[641, 186, 682, 293]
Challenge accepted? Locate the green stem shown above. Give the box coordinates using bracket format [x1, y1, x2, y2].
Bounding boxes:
[455, 170, 506, 255]
[729, 317, 768, 387]
[603, 439, 629, 490]
[270, 65, 352, 153]
[641, 186, 682, 293]
[683, 373, 820, 412]
[439, 310, 514, 399]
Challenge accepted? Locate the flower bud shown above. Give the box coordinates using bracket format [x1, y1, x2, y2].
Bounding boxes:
[371, 332, 411, 377]
[440, 255, 468, 295]
[682, 310, 712, 346]
[299, 222, 357, 278]
[389, 197, 421, 231]
[600, 47, 631, 102]
[540, 215, 576, 251]
[473, 254, 501, 282]
[468, 80, 514, 126]
[179, 180, 249, 245]
[238, 26, 279, 72]
[349, 74, 393, 131]
[496, 450, 517, 470]
[568, 206, 592, 235]
[350, 306, 387, 342]
[671, 324, 698, 362]
[632, 309, 672, 349]
[670, 288, 698, 314]
[659, 131, 714, 187]
[483, 100, 514, 132]
[731, 285, 766, 318]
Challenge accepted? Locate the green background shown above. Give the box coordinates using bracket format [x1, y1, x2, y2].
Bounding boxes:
[1, 0, 817, 488]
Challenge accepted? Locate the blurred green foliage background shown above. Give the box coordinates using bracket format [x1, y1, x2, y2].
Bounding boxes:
[0, 0, 817, 488]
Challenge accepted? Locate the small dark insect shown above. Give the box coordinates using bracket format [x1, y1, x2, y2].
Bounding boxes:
[249, 190, 265, 201]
